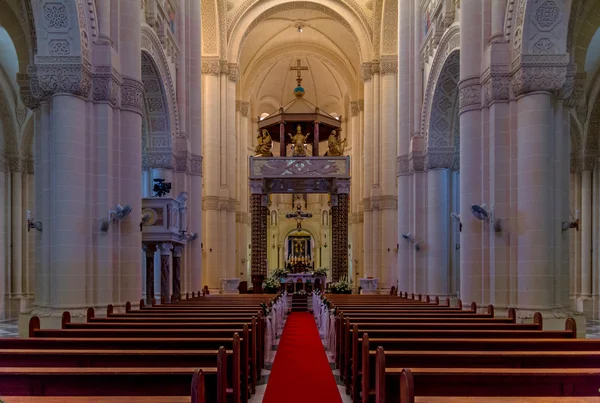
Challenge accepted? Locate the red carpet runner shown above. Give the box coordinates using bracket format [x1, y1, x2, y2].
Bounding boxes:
[262, 312, 342, 403]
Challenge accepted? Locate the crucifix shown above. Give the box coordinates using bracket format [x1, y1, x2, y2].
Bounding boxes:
[286, 204, 312, 231]
[290, 58, 308, 86]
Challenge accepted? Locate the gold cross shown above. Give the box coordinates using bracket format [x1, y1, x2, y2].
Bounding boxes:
[289, 59, 308, 86]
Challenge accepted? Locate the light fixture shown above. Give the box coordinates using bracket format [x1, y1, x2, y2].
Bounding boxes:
[562, 210, 580, 232]
[471, 203, 502, 232]
[450, 212, 462, 232]
[26, 210, 42, 232]
[401, 233, 421, 251]
[100, 203, 132, 232]
[295, 21, 305, 33]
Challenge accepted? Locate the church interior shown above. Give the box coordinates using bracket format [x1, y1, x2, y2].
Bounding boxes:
[1, 0, 600, 401]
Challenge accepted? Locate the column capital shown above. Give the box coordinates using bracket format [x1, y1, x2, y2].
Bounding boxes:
[158, 242, 173, 255]
[370, 60, 381, 75]
[173, 245, 184, 257]
[92, 66, 122, 106]
[425, 148, 456, 170]
[572, 152, 598, 174]
[510, 54, 570, 98]
[458, 77, 482, 114]
[350, 101, 360, 116]
[240, 101, 250, 117]
[358, 99, 364, 111]
[334, 179, 351, 194]
[121, 76, 145, 114]
[228, 63, 239, 83]
[397, 155, 410, 176]
[249, 180, 265, 194]
[190, 154, 203, 176]
[201, 58, 221, 76]
[361, 62, 372, 82]
[481, 66, 511, 106]
[380, 57, 398, 76]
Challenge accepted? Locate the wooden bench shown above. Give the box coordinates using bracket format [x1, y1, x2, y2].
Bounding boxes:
[382, 361, 600, 403]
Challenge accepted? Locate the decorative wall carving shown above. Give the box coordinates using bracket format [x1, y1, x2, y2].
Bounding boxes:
[121, 77, 145, 114]
[35, 58, 92, 98]
[380, 57, 398, 76]
[458, 77, 482, 114]
[510, 54, 569, 97]
[240, 102, 250, 117]
[92, 66, 121, 105]
[190, 154, 203, 176]
[201, 59, 221, 76]
[397, 155, 410, 176]
[382, 0, 398, 54]
[361, 62, 372, 82]
[202, 0, 217, 54]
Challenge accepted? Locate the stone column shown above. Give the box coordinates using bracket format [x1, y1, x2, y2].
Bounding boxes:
[280, 122, 286, 156]
[398, 0, 411, 294]
[380, 59, 398, 292]
[490, 0, 506, 42]
[338, 192, 350, 281]
[189, 0, 203, 291]
[201, 58, 220, 291]
[459, 0, 484, 306]
[172, 245, 184, 301]
[580, 170, 593, 314]
[158, 243, 173, 303]
[119, 0, 143, 305]
[362, 63, 374, 278]
[226, 66, 238, 282]
[144, 244, 155, 305]
[427, 169, 450, 297]
[371, 61, 382, 283]
[11, 169, 23, 309]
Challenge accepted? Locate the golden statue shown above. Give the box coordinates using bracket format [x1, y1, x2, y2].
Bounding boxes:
[255, 129, 273, 157]
[326, 130, 346, 156]
[288, 124, 309, 157]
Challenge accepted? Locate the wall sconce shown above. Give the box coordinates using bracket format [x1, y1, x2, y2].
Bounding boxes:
[100, 203, 132, 232]
[272, 243, 276, 249]
[348, 244, 351, 249]
[562, 210, 579, 232]
[26, 210, 42, 232]
[401, 233, 421, 251]
[201, 242, 204, 251]
[248, 244, 251, 249]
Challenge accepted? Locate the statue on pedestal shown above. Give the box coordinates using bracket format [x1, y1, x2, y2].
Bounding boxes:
[288, 124, 309, 157]
[326, 130, 346, 156]
[255, 129, 273, 157]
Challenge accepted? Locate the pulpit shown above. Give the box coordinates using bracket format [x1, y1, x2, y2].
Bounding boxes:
[141, 192, 193, 304]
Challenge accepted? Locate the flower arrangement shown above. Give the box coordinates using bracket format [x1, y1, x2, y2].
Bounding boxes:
[313, 267, 328, 276]
[260, 302, 271, 316]
[329, 276, 351, 294]
[263, 276, 281, 294]
[294, 289, 307, 296]
[271, 268, 289, 278]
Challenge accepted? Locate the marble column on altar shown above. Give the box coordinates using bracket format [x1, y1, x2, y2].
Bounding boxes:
[332, 181, 350, 282]
[313, 121, 320, 156]
[144, 244, 155, 305]
[173, 245, 184, 301]
[158, 243, 173, 303]
[279, 122, 286, 156]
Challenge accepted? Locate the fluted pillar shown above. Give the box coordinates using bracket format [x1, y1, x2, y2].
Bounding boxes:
[189, 0, 203, 291]
[459, 0, 484, 306]
[427, 169, 450, 297]
[173, 245, 184, 301]
[158, 243, 173, 303]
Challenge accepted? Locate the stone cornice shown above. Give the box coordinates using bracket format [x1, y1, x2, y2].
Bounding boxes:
[510, 54, 570, 98]
[361, 63, 372, 83]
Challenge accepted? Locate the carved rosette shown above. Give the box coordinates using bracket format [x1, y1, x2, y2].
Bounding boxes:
[121, 77, 144, 114]
[458, 77, 482, 114]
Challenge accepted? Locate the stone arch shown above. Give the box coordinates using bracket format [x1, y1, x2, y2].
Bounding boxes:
[583, 89, 600, 161]
[227, 0, 373, 64]
[0, 0, 33, 73]
[420, 24, 460, 140]
[567, 0, 600, 69]
[141, 25, 180, 139]
[141, 51, 173, 170]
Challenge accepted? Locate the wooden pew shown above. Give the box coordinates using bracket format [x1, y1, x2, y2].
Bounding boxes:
[29, 318, 249, 402]
[381, 360, 600, 403]
[0, 368, 207, 403]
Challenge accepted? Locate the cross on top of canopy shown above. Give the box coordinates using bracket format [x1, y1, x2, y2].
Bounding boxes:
[257, 58, 342, 144]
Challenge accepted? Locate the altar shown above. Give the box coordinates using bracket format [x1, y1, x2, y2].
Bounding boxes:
[280, 273, 326, 293]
